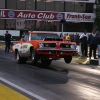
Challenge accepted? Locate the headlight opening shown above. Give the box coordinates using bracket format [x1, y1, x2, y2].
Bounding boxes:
[70, 44, 76, 49]
[39, 43, 44, 48]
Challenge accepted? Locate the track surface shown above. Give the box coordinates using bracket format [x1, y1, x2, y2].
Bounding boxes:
[0, 49, 100, 100]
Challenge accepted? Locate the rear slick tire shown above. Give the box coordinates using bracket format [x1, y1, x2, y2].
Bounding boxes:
[15, 51, 24, 64]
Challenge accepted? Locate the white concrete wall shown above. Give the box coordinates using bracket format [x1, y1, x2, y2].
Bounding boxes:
[0, 30, 20, 36]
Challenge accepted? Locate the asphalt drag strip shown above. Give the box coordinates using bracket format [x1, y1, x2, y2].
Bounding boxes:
[0, 77, 46, 100]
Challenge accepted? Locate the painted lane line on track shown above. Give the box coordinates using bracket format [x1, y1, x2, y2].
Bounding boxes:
[0, 77, 46, 100]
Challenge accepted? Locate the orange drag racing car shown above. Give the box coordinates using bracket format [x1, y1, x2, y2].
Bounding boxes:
[11, 32, 77, 66]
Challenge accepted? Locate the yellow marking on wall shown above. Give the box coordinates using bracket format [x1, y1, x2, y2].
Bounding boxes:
[0, 83, 31, 100]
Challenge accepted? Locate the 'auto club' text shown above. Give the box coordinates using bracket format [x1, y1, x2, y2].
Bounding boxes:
[17, 12, 55, 19]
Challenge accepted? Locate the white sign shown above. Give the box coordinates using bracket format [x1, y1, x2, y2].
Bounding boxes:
[65, 12, 95, 22]
[52, 0, 95, 3]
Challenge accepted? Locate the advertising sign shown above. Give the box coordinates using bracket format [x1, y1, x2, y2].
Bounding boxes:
[65, 12, 95, 22]
[0, 9, 64, 21]
[51, 0, 95, 3]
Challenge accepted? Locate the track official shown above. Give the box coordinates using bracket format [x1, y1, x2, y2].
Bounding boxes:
[4, 30, 12, 53]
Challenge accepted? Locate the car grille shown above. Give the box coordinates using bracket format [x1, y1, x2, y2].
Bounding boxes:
[44, 43, 56, 48]
[60, 44, 70, 48]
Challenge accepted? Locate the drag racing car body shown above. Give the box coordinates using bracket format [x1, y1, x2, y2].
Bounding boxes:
[11, 32, 77, 66]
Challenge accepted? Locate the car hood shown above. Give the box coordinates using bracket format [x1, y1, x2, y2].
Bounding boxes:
[30, 40, 76, 44]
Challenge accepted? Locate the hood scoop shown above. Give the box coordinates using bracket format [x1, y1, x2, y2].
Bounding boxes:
[43, 38, 63, 41]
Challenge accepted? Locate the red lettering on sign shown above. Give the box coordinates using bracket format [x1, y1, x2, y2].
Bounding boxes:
[66, 13, 91, 20]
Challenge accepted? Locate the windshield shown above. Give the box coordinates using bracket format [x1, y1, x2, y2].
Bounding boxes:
[31, 33, 60, 40]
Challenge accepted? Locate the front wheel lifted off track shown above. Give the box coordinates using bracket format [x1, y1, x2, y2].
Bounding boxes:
[31, 48, 38, 64]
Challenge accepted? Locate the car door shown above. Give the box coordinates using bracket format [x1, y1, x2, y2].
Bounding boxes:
[21, 35, 29, 56]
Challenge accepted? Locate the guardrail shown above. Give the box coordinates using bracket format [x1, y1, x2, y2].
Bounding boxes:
[0, 41, 18, 43]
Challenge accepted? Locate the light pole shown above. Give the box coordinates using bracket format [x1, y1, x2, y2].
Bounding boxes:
[34, 0, 37, 30]
[60, 19, 66, 36]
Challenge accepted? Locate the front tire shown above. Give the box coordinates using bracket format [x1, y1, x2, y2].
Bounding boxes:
[64, 56, 72, 63]
[41, 59, 52, 67]
[30, 48, 38, 64]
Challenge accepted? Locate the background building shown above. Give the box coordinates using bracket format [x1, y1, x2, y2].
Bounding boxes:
[0, 0, 95, 32]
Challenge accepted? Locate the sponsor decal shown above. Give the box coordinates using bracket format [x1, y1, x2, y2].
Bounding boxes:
[21, 45, 27, 49]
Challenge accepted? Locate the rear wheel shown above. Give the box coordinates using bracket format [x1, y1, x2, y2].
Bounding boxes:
[64, 56, 72, 64]
[15, 51, 27, 64]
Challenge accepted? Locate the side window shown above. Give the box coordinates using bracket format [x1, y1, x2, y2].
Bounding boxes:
[26, 35, 29, 41]
[23, 35, 29, 41]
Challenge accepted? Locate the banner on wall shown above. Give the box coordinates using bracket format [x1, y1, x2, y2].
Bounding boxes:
[65, 12, 95, 22]
[51, 0, 95, 3]
[0, 9, 96, 22]
[0, 9, 64, 21]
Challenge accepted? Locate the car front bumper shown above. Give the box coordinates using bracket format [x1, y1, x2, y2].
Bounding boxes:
[36, 48, 78, 59]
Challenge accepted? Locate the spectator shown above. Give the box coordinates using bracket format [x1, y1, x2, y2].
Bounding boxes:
[98, 32, 100, 58]
[60, 33, 63, 39]
[70, 34, 74, 42]
[66, 33, 70, 41]
[80, 30, 88, 57]
[88, 30, 98, 59]
[74, 33, 80, 45]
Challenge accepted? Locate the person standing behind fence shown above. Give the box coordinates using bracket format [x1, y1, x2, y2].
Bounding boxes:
[4, 30, 12, 53]
[80, 30, 88, 57]
[66, 33, 70, 41]
[74, 33, 80, 45]
[88, 30, 98, 59]
[97, 32, 100, 58]
[70, 34, 74, 42]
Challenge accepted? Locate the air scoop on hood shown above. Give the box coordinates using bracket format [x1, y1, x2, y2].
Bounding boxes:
[43, 37, 63, 41]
